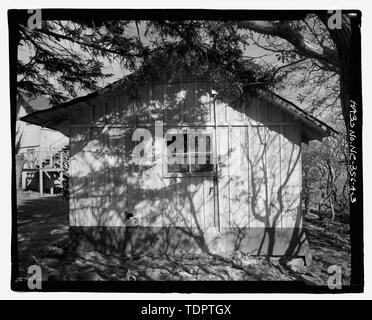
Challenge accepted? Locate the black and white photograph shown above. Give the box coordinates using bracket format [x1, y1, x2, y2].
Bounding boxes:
[5, 5, 365, 298]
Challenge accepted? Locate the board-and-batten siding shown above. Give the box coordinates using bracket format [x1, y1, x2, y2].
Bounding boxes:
[17, 101, 68, 167]
[217, 125, 300, 229]
[69, 80, 301, 230]
[17, 104, 41, 150]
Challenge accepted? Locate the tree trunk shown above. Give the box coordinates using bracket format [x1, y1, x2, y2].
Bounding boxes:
[318, 13, 352, 131]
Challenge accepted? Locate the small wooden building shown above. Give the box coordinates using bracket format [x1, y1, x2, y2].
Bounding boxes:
[16, 94, 68, 192]
[22, 75, 336, 263]
[16, 95, 68, 155]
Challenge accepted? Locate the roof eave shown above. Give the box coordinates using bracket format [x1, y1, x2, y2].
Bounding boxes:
[256, 88, 338, 142]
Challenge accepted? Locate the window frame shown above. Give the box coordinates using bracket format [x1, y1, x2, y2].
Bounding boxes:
[163, 127, 216, 178]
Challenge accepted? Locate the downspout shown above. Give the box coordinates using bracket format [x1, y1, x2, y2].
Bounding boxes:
[211, 90, 221, 231]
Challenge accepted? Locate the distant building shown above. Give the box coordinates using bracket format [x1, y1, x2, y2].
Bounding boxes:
[16, 94, 68, 193]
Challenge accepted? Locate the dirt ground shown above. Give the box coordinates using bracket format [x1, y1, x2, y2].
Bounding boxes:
[15, 191, 351, 284]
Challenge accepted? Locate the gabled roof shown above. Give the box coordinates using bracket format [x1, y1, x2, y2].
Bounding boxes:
[27, 96, 52, 111]
[17, 93, 34, 115]
[20, 78, 338, 142]
[17, 93, 52, 116]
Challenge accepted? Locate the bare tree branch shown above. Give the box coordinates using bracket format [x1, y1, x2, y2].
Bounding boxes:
[238, 20, 339, 73]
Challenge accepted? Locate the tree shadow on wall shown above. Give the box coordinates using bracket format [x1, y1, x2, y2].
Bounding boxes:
[69, 82, 308, 260]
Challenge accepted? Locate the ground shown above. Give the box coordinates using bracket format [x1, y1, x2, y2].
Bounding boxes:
[16, 191, 351, 284]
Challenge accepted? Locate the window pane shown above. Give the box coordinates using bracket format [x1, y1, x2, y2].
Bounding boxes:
[168, 155, 189, 172]
[167, 134, 189, 173]
[166, 132, 214, 174]
[190, 135, 213, 172]
[191, 152, 214, 172]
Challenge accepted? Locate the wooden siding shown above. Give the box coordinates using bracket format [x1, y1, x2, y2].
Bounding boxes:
[217, 124, 301, 229]
[69, 80, 302, 230]
[17, 102, 40, 150]
[17, 101, 68, 158]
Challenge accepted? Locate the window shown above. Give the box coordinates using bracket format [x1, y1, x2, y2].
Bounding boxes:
[191, 135, 214, 173]
[166, 130, 214, 174]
